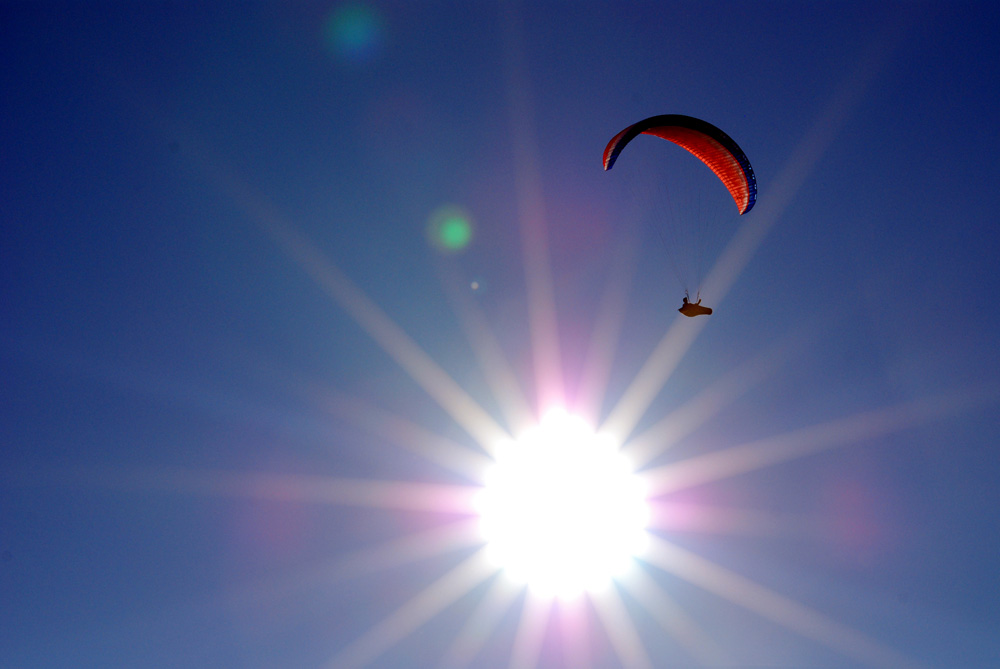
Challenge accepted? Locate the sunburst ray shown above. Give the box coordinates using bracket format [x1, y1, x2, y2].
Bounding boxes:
[601, 318, 707, 441]
[623, 320, 817, 468]
[644, 390, 994, 497]
[255, 217, 508, 453]
[205, 520, 485, 621]
[556, 597, 592, 669]
[437, 262, 535, 436]
[618, 565, 726, 666]
[21, 465, 480, 514]
[327, 549, 496, 668]
[243, 350, 494, 483]
[576, 233, 640, 424]
[309, 385, 493, 483]
[507, 593, 553, 669]
[500, 0, 564, 410]
[644, 536, 916, 667]
[649, 501, 819, 538]
[590, 586, 654, 669]
[170, 133, 509, 454]
[441, 577, 523, 668]
[330, 518, 484, 580]
[699, 16, 912, 311]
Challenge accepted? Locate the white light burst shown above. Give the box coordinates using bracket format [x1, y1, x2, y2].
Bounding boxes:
[476, 408, 650, 599]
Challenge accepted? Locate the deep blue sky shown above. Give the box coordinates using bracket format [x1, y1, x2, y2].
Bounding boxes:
[3, 2, 1000, 667]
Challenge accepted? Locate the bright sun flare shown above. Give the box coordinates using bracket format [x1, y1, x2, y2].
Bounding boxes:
[476, 409, 650, 599]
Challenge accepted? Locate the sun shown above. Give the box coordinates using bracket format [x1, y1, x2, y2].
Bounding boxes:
[475, 408, 650, 599]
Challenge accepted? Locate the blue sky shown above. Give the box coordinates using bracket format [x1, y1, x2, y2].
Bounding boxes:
[3, 2, 1000, 667]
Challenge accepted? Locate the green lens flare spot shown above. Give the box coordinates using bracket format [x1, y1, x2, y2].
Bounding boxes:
[322, 3, 384, 63]
[440, 216, 471, 248]
[428, 206, 473, 253]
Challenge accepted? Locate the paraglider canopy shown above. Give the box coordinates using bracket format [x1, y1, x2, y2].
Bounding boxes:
[603, 114, 756, 215]
[604, 114, 757, 316]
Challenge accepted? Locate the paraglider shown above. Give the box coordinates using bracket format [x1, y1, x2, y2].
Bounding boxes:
[604, 114, 756, 316]
[679, 294, 712, 318]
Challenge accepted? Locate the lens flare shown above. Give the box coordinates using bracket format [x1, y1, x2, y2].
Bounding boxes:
[476, 409, 649, 599]
[427, 205, 474, 253]
[322, 2, 384, 64]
